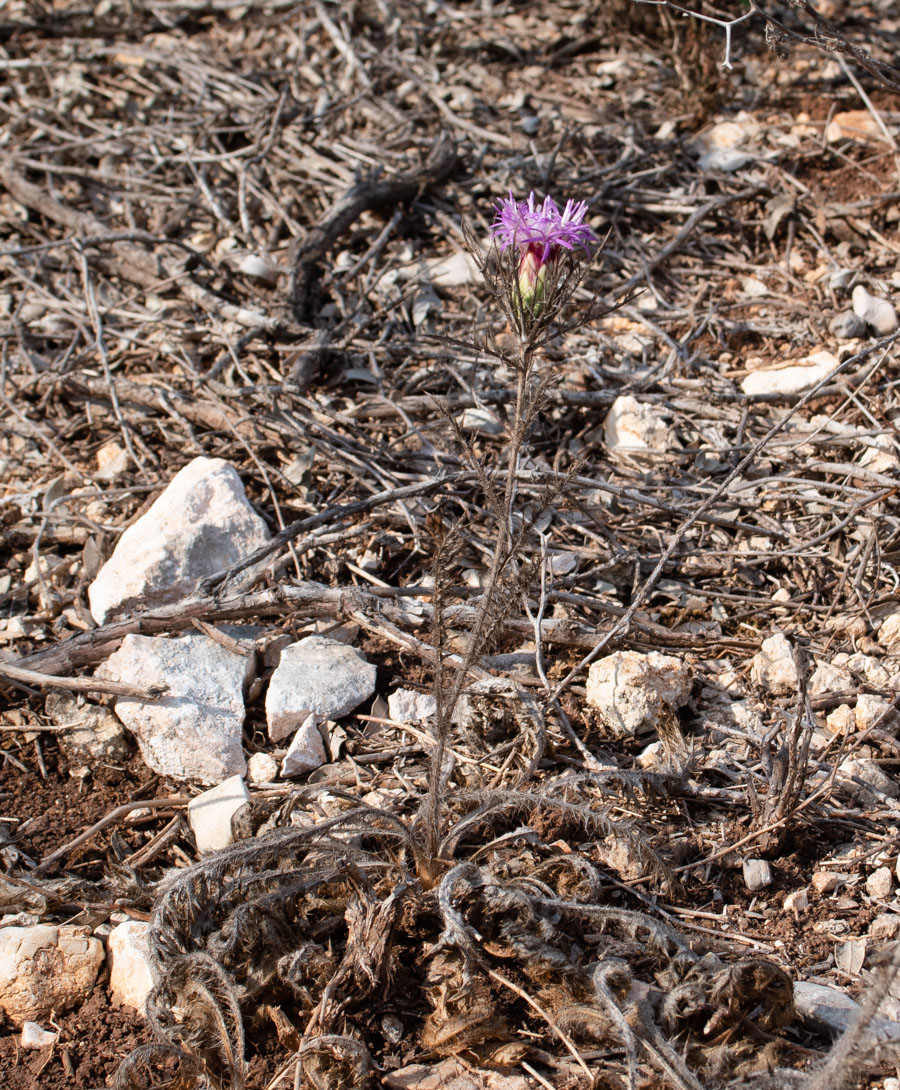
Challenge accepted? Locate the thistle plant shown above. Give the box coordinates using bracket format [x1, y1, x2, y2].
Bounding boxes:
[418, 192, 600, 878]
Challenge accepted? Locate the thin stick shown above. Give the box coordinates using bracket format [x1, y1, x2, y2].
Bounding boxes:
[487, 967, 593, 1081]
[0, 660, 168, 700]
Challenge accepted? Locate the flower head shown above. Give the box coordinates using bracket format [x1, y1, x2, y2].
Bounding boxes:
[489, 191, 596, 332]
[491, 191, 596, 264]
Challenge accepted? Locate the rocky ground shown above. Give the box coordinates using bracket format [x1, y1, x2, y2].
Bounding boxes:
[2, 2, 900, 1088]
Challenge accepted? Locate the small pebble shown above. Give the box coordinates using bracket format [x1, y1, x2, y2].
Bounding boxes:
[743, 858, 773, 891]
[784, 888, 809, 914]
[21, 1021, 57, 1049]
[866, 867, 893, 900]
[852, 284, 899, 335]
[247, 751, 279, 785]
[829, 310, 868, 340]
[237, 254, 280, 284]
[812, 871, 843, 894]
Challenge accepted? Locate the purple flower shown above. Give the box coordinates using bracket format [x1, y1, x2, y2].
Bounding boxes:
[489, 191, 596, 328]
[491, 191, 596, 265]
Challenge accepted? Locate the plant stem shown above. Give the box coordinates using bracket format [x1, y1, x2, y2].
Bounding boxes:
[419, 346, 533, 883]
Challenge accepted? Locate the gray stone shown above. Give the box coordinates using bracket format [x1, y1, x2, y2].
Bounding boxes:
[829, 309, 868, 339]
[188, 775, 250, 854]
[698, 147, 754, 172]
[280, 713, 328, 777]
[743, 858, 773, 891]
[869, 914, 900, 939]
[108, 920, 157, 1012]
[853, 284, 899, 335]
[0, 925, 104, 1025]
[89, 456, 271, 623]
[839, 757, 899, 802]
[459, 407, 503, 435]
[44, 692, 131, 773]
[586, 651, 691, 736]
[98, 631, 252, 785]
[751, 632, 799, 695]
[794, 980, 900, 1044]
[266, 636, 376, 743]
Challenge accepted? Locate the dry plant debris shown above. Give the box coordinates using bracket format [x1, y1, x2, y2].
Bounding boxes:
[3, 2, 900, 1089]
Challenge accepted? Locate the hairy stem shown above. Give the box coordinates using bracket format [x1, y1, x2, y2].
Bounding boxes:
[420, 347, 533, 882]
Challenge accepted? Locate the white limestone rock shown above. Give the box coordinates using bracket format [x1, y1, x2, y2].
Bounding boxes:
[108, 920, 157, 1012]
[740, 350, 838, 396]
[247, 751, 279, 785]
[95, 440, 130, 482]
[188, 774, 250, 854]
[826, 704, 855, 736]
[88, 456, 270, 623]
[237, 253, 280, 284]
[879, 611, 900, 650]
[586, 651, 691, 736]
[425, 251, 480, 287]
[266, 636, 376, 743]
[21, 1021, 58, 1049]
[751, 632, 798, 695]
[843, 652, 892, 688]
[867, 866, 893, 900]
[603, 395, 675, 453]
[45, 691, 131, 772]
[98, 631, 252, 785]
[783, 889, 808, 914]
[388, 688, 437, 724]
[280, 713, 328, 777]
[855, 693, 895, 731]
[809, 660, 854, 696]
[853, 284, 899, 336]
[0, 925, 104, 1025]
